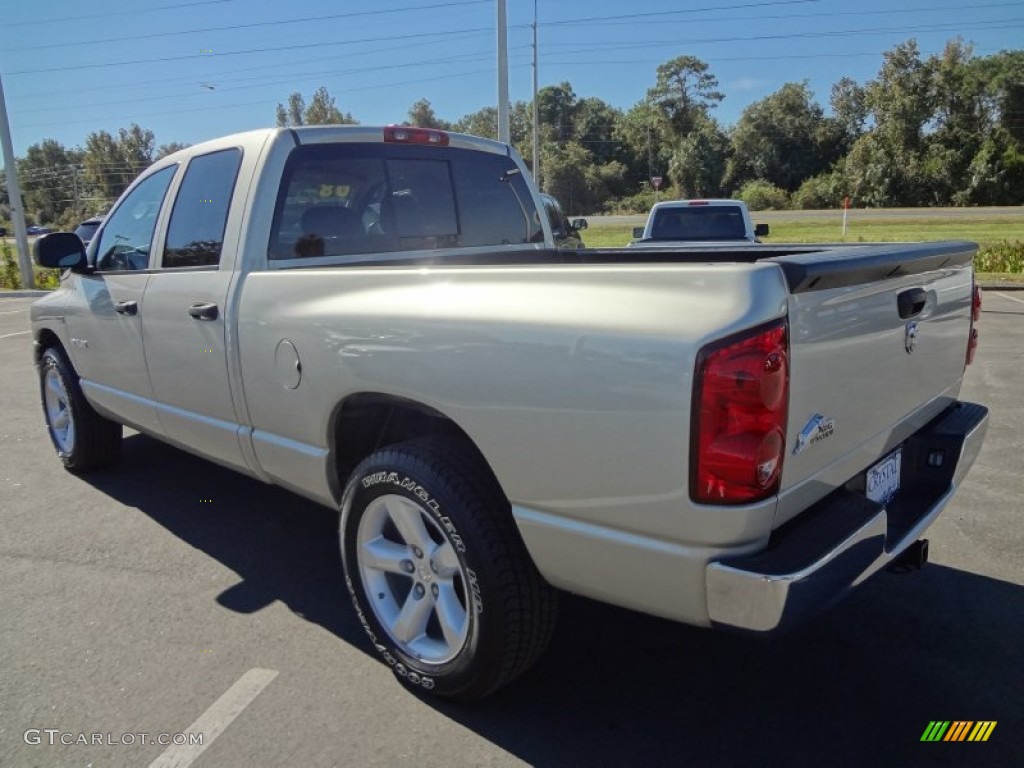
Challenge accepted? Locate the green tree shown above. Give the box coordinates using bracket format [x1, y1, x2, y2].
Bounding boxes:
[453, 103, 530, 148]
[646, 55, 724, 137]
[613, 101, 672, 191]
[542, 141, 624, 215]
[668, 116, 730, 197]
[984, 50, 1024, 145]
[156, 142, 189, 159]
[17, 139, 83, 226]
[454, 106, 498, 140]
[406, 98, 450, 129]
[573, 97, 625, 168]
[726, 81, 839, 193]
[830, 76, 868, 149]
[82, 124, 155, 209]
[537, 82, 578, 143]
[276, 88, 356, 126]
[866, 40, 935, 152]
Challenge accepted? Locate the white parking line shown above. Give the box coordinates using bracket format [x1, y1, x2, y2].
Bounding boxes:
[0, 309, 28, 315]
[994, 291, 1024, 305]
[147, 668, 278, 768]
[0, 330, 30, 339]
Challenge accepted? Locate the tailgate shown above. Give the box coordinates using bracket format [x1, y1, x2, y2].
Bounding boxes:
[770, 242, 977, 527]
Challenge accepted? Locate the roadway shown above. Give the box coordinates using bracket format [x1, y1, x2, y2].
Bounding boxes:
[0, 292, 1021, 767]
[593, 205, 1024, 228]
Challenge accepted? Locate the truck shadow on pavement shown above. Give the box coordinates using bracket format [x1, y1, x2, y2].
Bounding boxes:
[84, 434, 1021, 768]
[447, 570, 1023, 768]
[81, 433, 368, 649]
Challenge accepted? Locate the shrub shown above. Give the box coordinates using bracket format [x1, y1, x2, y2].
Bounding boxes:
[1, 240, 20, 288]
[793, 173, 843, 210]
[0, 239, 60, 289]
[604, 185, 681, 215]
[736, 180, 790, 211]
[976, 240, 1024, 274]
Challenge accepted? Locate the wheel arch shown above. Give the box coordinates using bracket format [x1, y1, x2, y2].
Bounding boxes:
[328, 392, 505, 505]
[34, 327, 65, 365]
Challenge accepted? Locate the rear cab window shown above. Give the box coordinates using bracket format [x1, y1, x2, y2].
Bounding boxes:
[268, 143, 543, 262]
[651, 206, 746, 241]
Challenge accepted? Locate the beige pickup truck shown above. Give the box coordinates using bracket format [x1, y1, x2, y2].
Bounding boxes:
[31, 126, 987, 701]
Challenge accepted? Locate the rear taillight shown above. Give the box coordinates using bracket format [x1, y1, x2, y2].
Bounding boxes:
[383, 126, 449, 146]
[966, 282, 981, 366]
[691, 319, 789, 505]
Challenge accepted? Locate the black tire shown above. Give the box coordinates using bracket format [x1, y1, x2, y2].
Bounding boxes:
[340, 438, 557, 701]
[39, 346, 122, 472]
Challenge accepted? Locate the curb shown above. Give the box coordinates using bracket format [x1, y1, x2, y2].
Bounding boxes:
[0, 290, 50, 298]
[978, 283, 1024, 291]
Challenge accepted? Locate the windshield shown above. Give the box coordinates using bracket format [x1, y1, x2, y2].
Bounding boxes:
[650, 206, 746, 241]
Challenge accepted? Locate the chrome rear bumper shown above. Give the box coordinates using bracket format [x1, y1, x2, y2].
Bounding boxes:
[706, 401, 989, 635]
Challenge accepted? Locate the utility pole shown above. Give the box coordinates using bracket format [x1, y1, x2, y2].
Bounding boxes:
[0, 72, 34, 289]
[496, 0, 510, 143]
[531, 0, 540, 188]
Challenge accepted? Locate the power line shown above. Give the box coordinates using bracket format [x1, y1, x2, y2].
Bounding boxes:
[12, 32, 494, 102]
[11, 49, 514, 116]
[4, 0, 491, 52]
[544, 18, 1024, 54]
[1, 0, 237, 27]
[538, 0, 820, 27]
[541, 1, 1022, 28]
[5, 27, 494, 76]
[13, 69, 492, 131]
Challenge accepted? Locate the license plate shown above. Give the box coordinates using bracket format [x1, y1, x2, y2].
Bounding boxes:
[867, 448, 902, 505]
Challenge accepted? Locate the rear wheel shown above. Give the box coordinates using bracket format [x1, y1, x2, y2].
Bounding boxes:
[340, 438, 557, 701]
[39, 346, 122, 472]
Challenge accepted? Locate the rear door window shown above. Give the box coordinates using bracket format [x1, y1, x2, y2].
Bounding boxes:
[162, 148, 242, 268]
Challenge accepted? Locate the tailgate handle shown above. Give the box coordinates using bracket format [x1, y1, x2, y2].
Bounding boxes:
[897, 288, 927, 319]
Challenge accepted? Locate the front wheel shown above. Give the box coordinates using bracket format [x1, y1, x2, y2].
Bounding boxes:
[340, 438, 557, 701]
[39, 346, 122, 472]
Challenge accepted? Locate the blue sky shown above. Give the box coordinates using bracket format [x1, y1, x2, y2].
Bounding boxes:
[1, 0, 1021, 155]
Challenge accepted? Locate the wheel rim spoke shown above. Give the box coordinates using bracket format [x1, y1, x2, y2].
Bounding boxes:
[434, 583, 468, 650]
[361, 537, 410, 575]
[52, 409, 70, 430]
[392, 588, 433, 644]
[385, 497, 435, 553]
[46, 375, 63, 400]
[43, 369, 73, 451]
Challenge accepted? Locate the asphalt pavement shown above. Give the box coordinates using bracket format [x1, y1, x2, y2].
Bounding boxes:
[1, 293, 1021, 767]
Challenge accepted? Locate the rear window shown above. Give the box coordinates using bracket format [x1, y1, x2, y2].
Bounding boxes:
[269, 143, 543, 260]
[650, 206, 746, 241]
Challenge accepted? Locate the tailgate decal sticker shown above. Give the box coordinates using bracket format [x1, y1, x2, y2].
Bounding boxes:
[792, 413, 835, 456]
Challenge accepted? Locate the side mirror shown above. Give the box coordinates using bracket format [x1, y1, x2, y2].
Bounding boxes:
[632, 226, 644, 239]
[571, 218, 588, 231]
[755, 223, 770, 237]
[34, 232, 88, 271]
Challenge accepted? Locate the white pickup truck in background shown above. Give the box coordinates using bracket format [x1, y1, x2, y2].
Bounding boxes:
[630, 198, 769, 246]
[30, 126, 987, 701]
